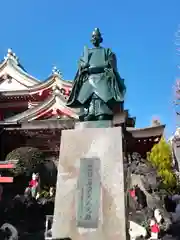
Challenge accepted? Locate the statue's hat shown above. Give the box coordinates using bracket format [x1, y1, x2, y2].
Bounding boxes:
[91, 28, 103, 43]
[92, 28, 102, 37]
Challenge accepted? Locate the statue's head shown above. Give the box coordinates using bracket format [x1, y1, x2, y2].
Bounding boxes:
[154, 208, 161, 218]
[32, 173, 36, 180]
[32, 172, 39, 180]
[91, 28, 103, 47]
[150, 219, 156, 226]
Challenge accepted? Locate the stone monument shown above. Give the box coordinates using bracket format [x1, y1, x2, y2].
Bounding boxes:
[52, 28, 127, 240]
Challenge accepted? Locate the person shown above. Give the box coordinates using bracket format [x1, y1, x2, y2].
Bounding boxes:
[66, 28, 126, 121]
[129, 187, 136, 199]
[135, 185, 147, 210]
[164, 195, 176, 212]
[129, 186, 139, 211]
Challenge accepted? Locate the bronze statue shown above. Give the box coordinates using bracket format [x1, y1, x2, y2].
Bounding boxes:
[67, 28, 126, 121]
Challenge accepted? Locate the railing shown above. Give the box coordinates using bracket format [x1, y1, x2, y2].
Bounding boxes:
[0, 160, 18, 183]
[0, 160, 18, 168]
[0, 162, 16, 169]
[0, 177, 13, 183]
[44, 215, 53, 240]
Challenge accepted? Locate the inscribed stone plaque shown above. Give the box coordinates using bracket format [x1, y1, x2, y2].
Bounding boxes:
[76, 158, 101, 228]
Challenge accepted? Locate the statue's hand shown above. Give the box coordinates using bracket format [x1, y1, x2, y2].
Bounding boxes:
[79, 63, 89, 74]
[80, 63, 89, 69]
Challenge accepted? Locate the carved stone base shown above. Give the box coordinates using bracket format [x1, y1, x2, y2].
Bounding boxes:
[52, 123, 126, 240]
[75, 120, 112, 129]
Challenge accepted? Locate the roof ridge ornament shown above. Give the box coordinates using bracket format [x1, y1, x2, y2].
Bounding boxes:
[52, 84, 61, 96]
[4, 48, 28, 73]
[4, 48, 19, 64]
[52, 66, 63, 78]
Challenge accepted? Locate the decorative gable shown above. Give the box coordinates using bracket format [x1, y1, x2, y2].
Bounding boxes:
[0, 49, 40, 88]
[0, 49, 78, 121]
[0, 75, 28, 91]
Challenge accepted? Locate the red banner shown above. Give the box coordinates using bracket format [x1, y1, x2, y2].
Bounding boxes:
[0, 177, 13, 183]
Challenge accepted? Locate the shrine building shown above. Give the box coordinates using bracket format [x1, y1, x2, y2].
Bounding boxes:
[0, 49, 165, 163]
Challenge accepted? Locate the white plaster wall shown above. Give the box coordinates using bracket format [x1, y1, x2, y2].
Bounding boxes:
[0, 65, 37, 87]
[0, 78, 28, 91]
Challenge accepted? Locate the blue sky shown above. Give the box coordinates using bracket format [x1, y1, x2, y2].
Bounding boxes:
[0, 0, 179, 137]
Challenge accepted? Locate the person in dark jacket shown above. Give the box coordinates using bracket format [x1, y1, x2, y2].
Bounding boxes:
[164, 195, 176, 213]
[135, 185, 147, 210]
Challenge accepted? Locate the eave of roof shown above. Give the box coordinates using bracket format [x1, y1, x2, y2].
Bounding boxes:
[0, 121, 166, 139]
[4, 93, 78, 123]
[126, 125, 165, 138]
[0, 75, 73, 97]
[2, 119, 76, 130]
[0, 75, 56, 96]
[0, 50, 73, 93]
[5, 95, 56, 122]
[0, 58, 40, 85]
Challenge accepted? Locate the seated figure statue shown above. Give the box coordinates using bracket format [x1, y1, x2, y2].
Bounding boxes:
[25, 173, 40, 199]
[66, 28, 126, 121]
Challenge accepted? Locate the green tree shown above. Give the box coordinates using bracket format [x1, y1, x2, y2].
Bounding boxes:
[6, 147, 45, 177]
[147, 137, 177, 190]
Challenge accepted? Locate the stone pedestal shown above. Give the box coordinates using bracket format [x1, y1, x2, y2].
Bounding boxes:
[52, 122, 126, 240]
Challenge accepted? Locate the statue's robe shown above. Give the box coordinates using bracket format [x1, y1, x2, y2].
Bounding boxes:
[66, 46, 126, 112]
